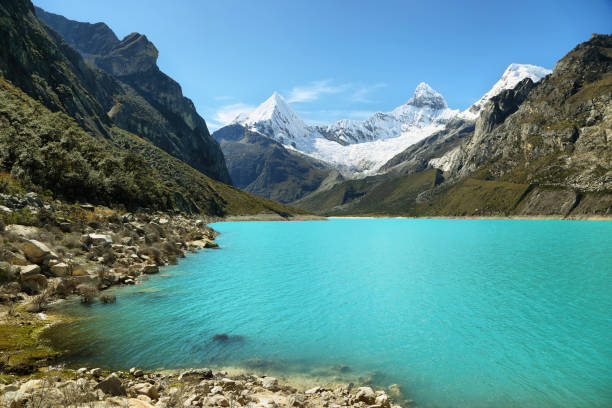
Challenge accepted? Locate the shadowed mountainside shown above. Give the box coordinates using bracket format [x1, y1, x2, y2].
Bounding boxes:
[31, 5, 231, 184]
[213, 124, 339, 203]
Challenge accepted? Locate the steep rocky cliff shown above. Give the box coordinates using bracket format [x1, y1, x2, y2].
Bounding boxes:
[34, 6, 231, 184]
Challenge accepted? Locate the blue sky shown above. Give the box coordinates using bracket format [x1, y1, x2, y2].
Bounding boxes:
[35, 0, 611, 130]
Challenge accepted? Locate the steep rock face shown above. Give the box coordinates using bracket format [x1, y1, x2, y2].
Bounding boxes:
[35, 6, 231, 184]
[214, 124, 335, 203]
[0, 0, 118, 138]
[451, 34, 612, 191]
[380, 118, 475, 174]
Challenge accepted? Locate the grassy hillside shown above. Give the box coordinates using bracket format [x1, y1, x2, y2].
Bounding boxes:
[294, 169, 441, 216]
[0, 77, 305, 217]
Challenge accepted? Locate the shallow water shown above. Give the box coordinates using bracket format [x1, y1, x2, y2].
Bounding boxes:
[48, 219, 612, 407]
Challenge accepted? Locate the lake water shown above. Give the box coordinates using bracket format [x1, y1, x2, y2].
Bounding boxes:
[48, 219, 612, 408]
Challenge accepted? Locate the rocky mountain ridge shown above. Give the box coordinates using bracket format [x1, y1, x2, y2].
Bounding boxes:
[34, 6, 232, 184]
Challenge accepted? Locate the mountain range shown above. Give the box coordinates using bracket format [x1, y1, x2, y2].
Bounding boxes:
[213, 63, 553, 202]
[0, 0, 609, 219]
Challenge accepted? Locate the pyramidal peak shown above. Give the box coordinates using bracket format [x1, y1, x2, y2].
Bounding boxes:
[236, 91, 301, 124]
[406, 82, 448, 110]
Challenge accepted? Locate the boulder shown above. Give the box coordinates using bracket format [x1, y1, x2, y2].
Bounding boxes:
[220, 378, 238, 390]
[127, 398, 155, 408]
[18, 379, 43, 394]
[375, 393, 390, 407]
[7, 251, 29, 266]
[20, 274, 47, 294]
[95, 373, 126, 396]
[18, 264, 41, 279]
[142, 265, 159, 275]
[210, 394, 229, 407]
[50, 262, 70, 276]
[260, 376, 278, 390]
[177, 368, 213, 381]
[1, 391, 29, 408]
[356, 387, 376, 404]
[89, 367, 102, 377]
[22, 240, 57, 264]
[130, 367, 144, 377]
[131, 382, 159, 399]
[5, 225, 39, 238]
[88, 233, 113, 247]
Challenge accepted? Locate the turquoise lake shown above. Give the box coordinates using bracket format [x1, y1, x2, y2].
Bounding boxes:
[50, 219, 612, 407]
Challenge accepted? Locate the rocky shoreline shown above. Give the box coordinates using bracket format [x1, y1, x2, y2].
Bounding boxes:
[1, 366, 404, 407]
[0, 192, 405, 407]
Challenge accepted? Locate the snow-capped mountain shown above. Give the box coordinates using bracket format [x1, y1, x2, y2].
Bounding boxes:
[232, 91, 315, 146]
[462, 63, 552, 118]
[317, 82, 458, 144]
[226, 63, 551, 176]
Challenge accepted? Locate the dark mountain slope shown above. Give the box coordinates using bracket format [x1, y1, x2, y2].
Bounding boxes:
[0, 0, 302, 216]
[34, 6, 231, 184]
[0, 76, 304, 216]
[0, 77, 300, 216]
[213, 124, 337, 203]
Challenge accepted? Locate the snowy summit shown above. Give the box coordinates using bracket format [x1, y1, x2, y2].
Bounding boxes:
[226, 63, 551, 175]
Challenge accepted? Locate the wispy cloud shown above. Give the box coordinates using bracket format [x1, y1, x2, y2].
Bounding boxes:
[213, 102, 256, 125]
[350, 83, 387, 103]
[287, 80, 348, 103]
[287, 79, 387, 105]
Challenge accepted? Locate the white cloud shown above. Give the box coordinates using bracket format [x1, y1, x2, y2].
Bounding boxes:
[213, 102, 256, 125]
[287, 79, 387, 105]
[287, 80, 348, 103]
[350, 83, 387, 103]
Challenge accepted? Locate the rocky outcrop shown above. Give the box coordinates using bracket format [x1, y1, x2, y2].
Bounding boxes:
[381, 117, 475, 174]
[451, 34, 612, 190]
